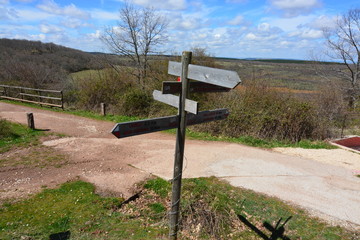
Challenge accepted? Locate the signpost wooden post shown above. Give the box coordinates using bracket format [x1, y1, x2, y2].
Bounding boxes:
[111, 51, 241, 240]
[169, 51, 191, 239]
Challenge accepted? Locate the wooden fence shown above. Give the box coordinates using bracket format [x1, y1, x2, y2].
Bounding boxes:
[0, 85, 63, 109]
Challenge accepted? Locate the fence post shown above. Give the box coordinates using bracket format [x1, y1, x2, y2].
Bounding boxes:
[61, 91, 64, 110]
[20, 87, 23, 100]
[27, 113, 35, 129]
[37, 90, 42, 107]
[101, 103, 106, 116]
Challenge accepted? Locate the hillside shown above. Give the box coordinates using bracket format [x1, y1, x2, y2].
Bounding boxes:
[0, 38, 114, 89]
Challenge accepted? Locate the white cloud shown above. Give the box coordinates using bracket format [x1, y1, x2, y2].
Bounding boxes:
[264, 15, 316, 31]
[62, 18, 92, 28]
[16, 8, 54, 21]
[40, 23, 62, 33]
[168, 12, 205, 30]
[289, 28, 322, 39]
[88, 30, 101, 39]
[127, 0, 186, 10]
[269, 0, 321, 17]
[228, 15, 244, 25]
[90, 9, 118, 21]
[37, 0, 90, 19]
[258, 22, 270, 31]
[245, 32, 257, 40]
[307, 15, 336, 29]
[0, 6, 17, 20]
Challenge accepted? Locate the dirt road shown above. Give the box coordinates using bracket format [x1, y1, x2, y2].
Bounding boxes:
[1, 102, 360, 230]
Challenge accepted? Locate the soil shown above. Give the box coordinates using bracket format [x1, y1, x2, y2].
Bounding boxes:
[1, 102, 360, 230]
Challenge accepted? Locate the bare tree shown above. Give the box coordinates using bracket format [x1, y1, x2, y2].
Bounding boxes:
[323, 8, 360, 108]
[101, 2, 167, 89]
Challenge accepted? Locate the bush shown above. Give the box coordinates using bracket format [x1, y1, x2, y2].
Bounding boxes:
[68, 68, 130, 110]
[118, 88, 153, 116]
[192, 81, 331, 142]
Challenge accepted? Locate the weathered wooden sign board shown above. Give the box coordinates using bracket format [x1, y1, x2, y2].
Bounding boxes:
[111, 108, 229, 138]
[111, 51, 241, 240]
[168, 61, 241, 88]
[152, 90, 198, 114]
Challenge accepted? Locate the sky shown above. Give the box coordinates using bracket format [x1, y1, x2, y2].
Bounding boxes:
[0, 0, 359, 59]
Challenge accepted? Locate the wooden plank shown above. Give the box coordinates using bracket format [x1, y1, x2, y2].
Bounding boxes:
[168, 61, 241, 88]
[0, 96, 62, 108]
[162, 81, 231, 94]
[152, 90, 198, 114]
[20, 93, 62, 101]
[111, 108, 229, 139]
[0, 85, 62, 93]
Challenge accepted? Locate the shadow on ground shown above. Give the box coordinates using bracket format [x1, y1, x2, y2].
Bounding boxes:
[238, 214, 292, 240]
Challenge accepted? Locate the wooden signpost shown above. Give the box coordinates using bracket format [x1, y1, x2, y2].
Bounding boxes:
[111, 51, 241, 240]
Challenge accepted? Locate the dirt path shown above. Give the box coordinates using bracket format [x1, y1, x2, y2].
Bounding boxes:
[1, 102, 360, 230]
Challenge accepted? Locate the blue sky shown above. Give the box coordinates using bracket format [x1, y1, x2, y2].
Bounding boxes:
[0, 0, 359, 59]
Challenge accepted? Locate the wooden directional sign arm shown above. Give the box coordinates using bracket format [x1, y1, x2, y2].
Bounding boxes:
[111, 108, 229, 139]
[152, 90, 198, 114]
[168, 61, 241, 89]
[111, 115, 179, 138]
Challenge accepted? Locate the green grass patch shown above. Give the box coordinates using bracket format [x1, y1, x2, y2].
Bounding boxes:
[0, 119, 44, 153]
[1, 178, 358, 239]
[144, 178, 171, 198]
[0, 181, 166, 239]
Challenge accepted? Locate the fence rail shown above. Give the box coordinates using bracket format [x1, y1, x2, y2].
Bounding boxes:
[0, 84, 63, 109]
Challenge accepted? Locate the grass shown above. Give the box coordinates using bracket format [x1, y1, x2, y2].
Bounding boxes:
[1, 178, 358, 239]
[0, 181, 166, 239]
[0, 119, 44, 153]
[0, 118, 68, 168]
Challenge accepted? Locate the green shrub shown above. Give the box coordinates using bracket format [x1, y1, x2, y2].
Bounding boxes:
[118, 88, 153, 116]
[193, 81, 331, 143]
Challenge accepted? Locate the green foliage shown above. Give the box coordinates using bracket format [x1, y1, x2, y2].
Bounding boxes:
[119, 89, 153, 117]
[194, 81, 335, 143]
[70, 68, 128, 109]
